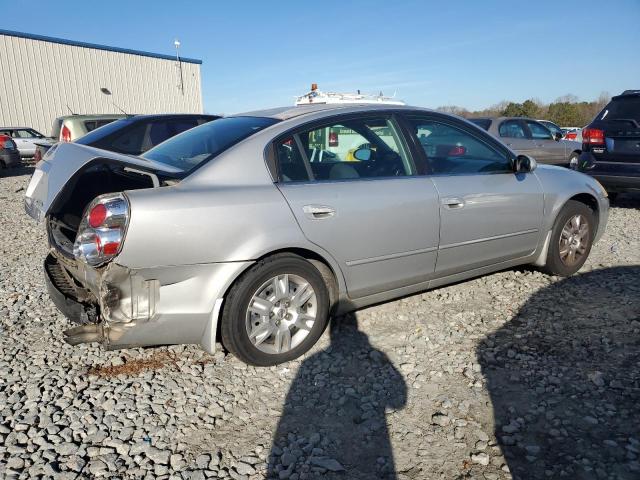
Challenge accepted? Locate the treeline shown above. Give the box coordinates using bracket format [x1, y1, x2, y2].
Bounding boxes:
[437, 93, 610, 127]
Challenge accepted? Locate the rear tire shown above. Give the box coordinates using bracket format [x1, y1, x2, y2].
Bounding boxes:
[220, 253, 330, 366]
[541, 200, 594, 277]
[568, 152, 579, 169]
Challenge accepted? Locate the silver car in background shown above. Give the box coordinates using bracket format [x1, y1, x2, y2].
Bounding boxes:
[25, 104, 609, 365]
[469, 117, 583, 167]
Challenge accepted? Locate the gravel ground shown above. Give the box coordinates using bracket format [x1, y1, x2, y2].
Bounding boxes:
[1, 168, 639, 480]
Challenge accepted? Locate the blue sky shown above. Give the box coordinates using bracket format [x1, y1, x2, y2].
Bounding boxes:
[2, 0, 639, 114]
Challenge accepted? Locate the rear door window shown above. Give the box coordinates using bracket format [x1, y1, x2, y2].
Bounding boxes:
[498, 120, 527, 138]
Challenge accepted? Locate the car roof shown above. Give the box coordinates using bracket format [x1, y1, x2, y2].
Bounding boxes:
[54, 114, 128, 121]
[0, 126, 34, 129]
[232, 103, 434, 121]
[124, 113, 219, 121]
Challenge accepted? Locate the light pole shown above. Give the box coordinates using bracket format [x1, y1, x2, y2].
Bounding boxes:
[174, 39, 184, 95]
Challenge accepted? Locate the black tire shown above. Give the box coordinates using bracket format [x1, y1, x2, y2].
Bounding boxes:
[220, 253, 330, 366]
[541, 200, 595, 277]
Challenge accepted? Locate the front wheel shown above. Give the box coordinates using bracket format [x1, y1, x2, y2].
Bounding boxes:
[220, 253, 330, 366]
[541, 200, 594, 277]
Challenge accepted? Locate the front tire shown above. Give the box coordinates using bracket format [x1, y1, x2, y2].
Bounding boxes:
[541, 200, 594, 277]
[220, 253, 330, 366]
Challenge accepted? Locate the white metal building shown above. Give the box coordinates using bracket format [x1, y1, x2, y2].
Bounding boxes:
[0, 29, 203, 134]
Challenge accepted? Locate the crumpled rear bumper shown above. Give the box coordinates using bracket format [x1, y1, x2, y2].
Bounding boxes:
[44, 251, 252, 353]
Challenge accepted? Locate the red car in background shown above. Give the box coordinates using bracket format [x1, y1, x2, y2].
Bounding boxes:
[0, 134, 21, 169]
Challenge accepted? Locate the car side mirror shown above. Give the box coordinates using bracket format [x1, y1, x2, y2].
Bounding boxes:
[514, 155, 537, 173]
[353, 147, 372, 161]
[554, 131, 563, 141]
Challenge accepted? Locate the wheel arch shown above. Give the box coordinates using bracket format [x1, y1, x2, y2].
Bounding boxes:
[207, 247, 343, 353]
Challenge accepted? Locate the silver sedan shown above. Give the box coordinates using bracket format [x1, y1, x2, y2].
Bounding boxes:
[25, 104, 609, 365]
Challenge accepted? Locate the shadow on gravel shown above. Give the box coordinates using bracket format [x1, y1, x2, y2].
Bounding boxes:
[268, 315, 407, 479]
[479, 266, 640, 479]
[0, 165, 34, 179]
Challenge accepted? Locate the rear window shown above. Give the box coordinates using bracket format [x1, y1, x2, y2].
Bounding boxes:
[598, 97, 640, 122]
[468, 119, 491, 130]
[142, 116, 278, 171]
[76, 118, 132, 145]
[84, 119, 117, 132]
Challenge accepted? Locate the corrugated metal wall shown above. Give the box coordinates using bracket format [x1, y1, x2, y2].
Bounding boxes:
[0, 34, 203, 134]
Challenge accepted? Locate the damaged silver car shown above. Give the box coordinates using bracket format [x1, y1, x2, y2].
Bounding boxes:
[25, 104, 609, 366]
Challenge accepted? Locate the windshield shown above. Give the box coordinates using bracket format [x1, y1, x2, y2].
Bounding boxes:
[599, 97, 640, 123]
[142, 116, 278, 171]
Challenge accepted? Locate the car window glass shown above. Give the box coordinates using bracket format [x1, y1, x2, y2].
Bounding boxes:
[469, 119, 491, 130]
[26, 129, 43, 138]
[170, 119, 199, 136]
[15, 130, 33, 138]
[276, 137, 310, 182]
[407, 118, 512, 175]
[136, 121, 175, 152]
[282, 117, 412, 182]
[599, 97, 640, 122]
[143, 116, 278, 171]
[498, 121, 526, 138]
[541, 122, 562, 137]
[526, 121, 553, 140]
[110, 123, 149, 154]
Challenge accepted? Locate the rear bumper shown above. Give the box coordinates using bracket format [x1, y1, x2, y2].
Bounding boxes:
[44, 254, 98, 324]
[0, 150, 21, 168]
[579, 152, 640, 192]
[44, 251, 252, 353]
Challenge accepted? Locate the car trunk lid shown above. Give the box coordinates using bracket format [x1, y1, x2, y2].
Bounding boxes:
[24, 142, 183, 222]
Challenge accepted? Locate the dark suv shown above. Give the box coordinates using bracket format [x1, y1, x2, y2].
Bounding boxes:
[578, 90, 640, 199]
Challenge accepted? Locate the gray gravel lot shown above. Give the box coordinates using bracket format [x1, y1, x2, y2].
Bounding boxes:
[1, 168, 639, 480]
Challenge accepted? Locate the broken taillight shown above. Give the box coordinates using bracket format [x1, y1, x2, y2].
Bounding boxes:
[74, 193, 129, 266]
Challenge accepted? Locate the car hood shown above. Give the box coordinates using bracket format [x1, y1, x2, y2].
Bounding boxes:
[24, 142, 182, 222]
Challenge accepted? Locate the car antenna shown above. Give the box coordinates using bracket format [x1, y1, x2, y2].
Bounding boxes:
[65, 104, 77, 115]
[100, 87, 128, 115]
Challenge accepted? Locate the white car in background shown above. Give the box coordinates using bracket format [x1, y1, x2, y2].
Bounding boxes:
[0, 127, 54, 157]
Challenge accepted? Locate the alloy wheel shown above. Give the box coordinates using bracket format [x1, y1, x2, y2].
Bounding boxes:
[559, 214, 590, 266]
[245, 273, 317, 354]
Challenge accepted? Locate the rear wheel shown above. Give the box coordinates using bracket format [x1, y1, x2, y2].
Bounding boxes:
[220, 253, 330, 366]
[542, 200, 594, 277]
[568, 152, 580, 169]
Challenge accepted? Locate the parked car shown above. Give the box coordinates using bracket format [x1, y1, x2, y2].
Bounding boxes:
[576, 90, 640, 199]
[25, 104, 609, 366]
[562, 127, 583, 142]
[51, 114, 127, 143]
[35, 114, 219, 160]
[0, 134, 21, 169]
[469, 117, 582, 166]
[0, 127, 55, 157]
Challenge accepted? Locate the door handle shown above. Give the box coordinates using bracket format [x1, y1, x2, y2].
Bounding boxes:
[442, 197, 465, 209]
[303, 205, 336, 219]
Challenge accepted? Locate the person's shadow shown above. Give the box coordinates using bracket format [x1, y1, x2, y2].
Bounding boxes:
[478, 266, 640, 479]
[268, 314, 407, 479]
